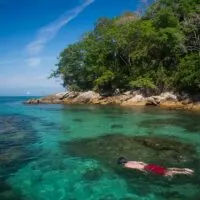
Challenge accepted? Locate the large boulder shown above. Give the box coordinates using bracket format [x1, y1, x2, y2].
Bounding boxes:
[159, 92, 178, 102]
[40, 94, 59, 102]
[146, 92, 177, 106]
[66, 91, 79, 99]
[121, 95, 146, 106]
[74, 91, 100, 104]
[55, 92, 69, 100]
[146, 97, 160, 106]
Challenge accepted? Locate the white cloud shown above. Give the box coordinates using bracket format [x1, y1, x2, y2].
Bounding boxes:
[26, 57, 41, 67]
[26, 0, 95, 55]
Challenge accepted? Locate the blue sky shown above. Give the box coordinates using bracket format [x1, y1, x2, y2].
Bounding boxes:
[0, 0, 147, 96]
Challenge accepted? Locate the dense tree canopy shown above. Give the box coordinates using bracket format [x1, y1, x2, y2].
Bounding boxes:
[50, 0, 200, 95]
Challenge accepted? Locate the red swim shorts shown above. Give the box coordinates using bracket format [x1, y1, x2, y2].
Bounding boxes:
[144, 164, 167, 176]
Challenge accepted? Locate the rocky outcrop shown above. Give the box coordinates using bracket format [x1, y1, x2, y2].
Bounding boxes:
[160, 101, 200, 111]
[24, 98, 40, 104]
[67, 91, 100, 104]
[121, 94, 146, 106]
[24, 90, 200, 111]
[146, 92, 178, 106]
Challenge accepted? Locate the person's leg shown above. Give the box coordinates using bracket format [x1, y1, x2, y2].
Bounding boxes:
[168, 168, 193, 173]
[166, 168, 194, 176]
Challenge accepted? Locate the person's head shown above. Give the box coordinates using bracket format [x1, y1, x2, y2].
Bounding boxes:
[117, 157, 127, 165]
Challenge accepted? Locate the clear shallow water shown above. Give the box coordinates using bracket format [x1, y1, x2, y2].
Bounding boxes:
[0, 97, 200, 200]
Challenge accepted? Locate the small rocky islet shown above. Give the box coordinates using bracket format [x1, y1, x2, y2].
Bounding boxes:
[24, 90, 200, 112]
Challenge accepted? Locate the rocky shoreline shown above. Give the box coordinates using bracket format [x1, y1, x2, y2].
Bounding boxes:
[24, 91, 200, 111]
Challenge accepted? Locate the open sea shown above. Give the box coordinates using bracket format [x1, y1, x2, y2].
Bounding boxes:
[0, 96, 200, 200]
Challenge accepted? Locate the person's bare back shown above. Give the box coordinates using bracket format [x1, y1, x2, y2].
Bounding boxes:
[117, 157, 194, 178]
[124, 161, 146, 172]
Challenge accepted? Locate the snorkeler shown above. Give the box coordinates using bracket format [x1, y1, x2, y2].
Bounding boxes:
[117, 157, 194, 178]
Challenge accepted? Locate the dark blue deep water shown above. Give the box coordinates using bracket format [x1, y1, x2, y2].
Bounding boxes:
[0, 96, 200, 200]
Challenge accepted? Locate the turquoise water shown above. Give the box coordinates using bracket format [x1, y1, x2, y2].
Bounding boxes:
[0, 97, 200, 200]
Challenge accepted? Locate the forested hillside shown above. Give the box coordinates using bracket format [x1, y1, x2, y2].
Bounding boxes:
[50, 0, 200, 95]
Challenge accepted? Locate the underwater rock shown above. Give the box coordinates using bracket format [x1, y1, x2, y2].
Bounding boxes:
[190, 192, 200, 200]
[0, 190, 22, 200]
[0, 115, 38, 179]
[0, 147, 25, 165]
[63, 130, 72, 134]
[105, 115, 120, 119]
[0, 115, 37, 149]
[0, 131, 27, 145]
[0, 180, 11, 193]
[161, 190, 184, 199]
[61, 134, 196, 168]
[98, 194, 116, 200]
[0, 180, 21, 200]
[133, 136, 195, 153]
[73, 119, 83, 122]
[82, 168, 103, 181]
[61, 134, 152, 166]
[139, 116, 200, 133]
[110, 124, 124, 129]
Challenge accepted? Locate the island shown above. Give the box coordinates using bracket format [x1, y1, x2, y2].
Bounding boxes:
[25, 0, 200, 111]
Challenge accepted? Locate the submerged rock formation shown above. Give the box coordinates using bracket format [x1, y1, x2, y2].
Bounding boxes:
[24, 91, 200, 111]
[61, 134, 199, 198]
[0, 115, 38, 179]
[61, 134, 196, 168]
[0, 180, 22, 200]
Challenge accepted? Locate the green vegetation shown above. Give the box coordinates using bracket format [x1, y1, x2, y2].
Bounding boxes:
[50, 0, 200, 94]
